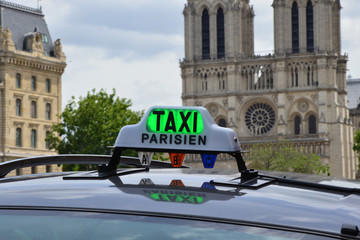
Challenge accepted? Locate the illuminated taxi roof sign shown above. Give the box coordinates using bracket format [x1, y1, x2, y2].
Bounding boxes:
[115, 106, 241, 153]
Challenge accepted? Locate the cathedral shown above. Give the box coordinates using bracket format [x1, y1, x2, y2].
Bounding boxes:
[180, 0, 358, 178]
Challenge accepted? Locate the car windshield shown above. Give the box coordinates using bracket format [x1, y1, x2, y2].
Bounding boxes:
[0, 210, 335, 240]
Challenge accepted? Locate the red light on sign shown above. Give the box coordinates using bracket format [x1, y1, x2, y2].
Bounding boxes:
[169, 153, 185, 168]
[170, 180, 185, 187]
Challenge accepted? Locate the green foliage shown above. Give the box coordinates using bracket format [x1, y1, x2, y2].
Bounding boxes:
[244, 142, 329, 175]
[353, 131, 360, 172]
[353, 131, 360, 154]
[46, 89, 143, 171]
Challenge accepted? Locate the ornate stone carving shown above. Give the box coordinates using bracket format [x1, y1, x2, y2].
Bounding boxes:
[223, 99, 228, 107]
[287, 95, 294, 103]
[26, 32, 44, 55]
[229, 117, 236, 127]
[183, 3, 195, 16]
[54, 39, 66, 61]
[245, 103, 276, 135]
[278, 115, 287, 125]
[297, 101, 309, 113]
[272, 94, 278, 103]
[0, 27, 15, 51]
[208, 104, 218, 117]
[195, 101, 203, 106]
[272, 0, 285, 8]
[311, 94, 318, 103]
[237, 96, 244, 104]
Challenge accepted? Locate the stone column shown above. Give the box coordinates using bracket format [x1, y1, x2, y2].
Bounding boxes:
[210, 11, 217, 58]
[298, 5, 306, 53]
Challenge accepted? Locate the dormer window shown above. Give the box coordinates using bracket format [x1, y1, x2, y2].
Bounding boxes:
[42, 34, 48, 43]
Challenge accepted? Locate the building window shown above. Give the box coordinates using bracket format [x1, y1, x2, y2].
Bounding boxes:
[46, 131, 51, 149]
[245, 103, 276, 135]
[218, 118, 227, 127]
[16, 73, 21, 88]
[42, 34, 48, 43]
[31, 76, 36, 91]
[292, 67, 299, 87]
[31, 101, 37, 118]
[46, 79, 51, 93]
[31, 129, 37, 148]
[306, 0, 314, 52]
[202, 74, 208, 91]
[16, 99, 22, 116]
[217, 7, 225, 59]
[294, 116, 301, 135]
[202, 9, 210, 60]
[309, 115, 317, 134]
[292, 2, 299, 53]
[46, 103, 51, 120]
[16, 128, 22, 147]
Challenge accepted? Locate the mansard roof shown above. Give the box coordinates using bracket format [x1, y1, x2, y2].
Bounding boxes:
[0, 1, 54, 56]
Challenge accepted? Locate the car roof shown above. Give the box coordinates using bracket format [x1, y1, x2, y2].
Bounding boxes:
[1, 167, 359, 237]
[1, 105, 359, 239]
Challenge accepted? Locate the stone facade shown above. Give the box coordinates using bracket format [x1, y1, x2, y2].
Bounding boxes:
[181, 0, 358, 178]
[0, 2, 66, 176]
[348, 79, 360, 133]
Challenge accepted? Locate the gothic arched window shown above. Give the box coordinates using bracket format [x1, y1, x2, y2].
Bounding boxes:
[217, 7, 225, 59]
[294, 115, 301, 135]
[292, 67, 299, 87]
[202, 9, 210, 60]
[309, 114, 317, 134]
[218, 118, 227, 127]
[306, 0, 314, 52]
[292, 2, 299, 53]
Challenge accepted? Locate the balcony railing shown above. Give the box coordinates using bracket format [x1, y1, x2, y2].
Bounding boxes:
[184, 139, 330, 163]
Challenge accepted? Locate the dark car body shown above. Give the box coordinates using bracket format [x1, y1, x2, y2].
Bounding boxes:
[1, 106, 359, 239]
[0, 158, 360, 240]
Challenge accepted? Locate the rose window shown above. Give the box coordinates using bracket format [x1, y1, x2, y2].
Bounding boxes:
[245, 103, 275, 135]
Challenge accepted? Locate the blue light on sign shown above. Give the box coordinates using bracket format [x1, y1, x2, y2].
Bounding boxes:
[201, 154, 217, 168]
[201, 182, 216, 190]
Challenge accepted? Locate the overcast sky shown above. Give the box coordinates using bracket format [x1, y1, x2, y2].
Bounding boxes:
[12, 0, 360, 111]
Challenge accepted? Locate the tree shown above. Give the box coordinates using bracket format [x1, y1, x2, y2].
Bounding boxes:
[244, 142, 329, 175]
[353, 131, 360, 154]
[353, 131, 360, 174]
[46, 89, 143, 170]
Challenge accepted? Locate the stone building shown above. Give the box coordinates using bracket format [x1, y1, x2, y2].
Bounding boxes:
[180, 0, 358, 178]
[348, 79, 360, 133]
[0, 2, 66, 176]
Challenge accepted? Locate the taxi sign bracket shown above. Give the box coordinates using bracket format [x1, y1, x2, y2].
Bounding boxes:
[230, 152, 247, 172]
[105, 146, 247, 173]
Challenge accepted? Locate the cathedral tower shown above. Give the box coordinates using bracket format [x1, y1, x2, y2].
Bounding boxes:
[180, 0, 358, 178]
